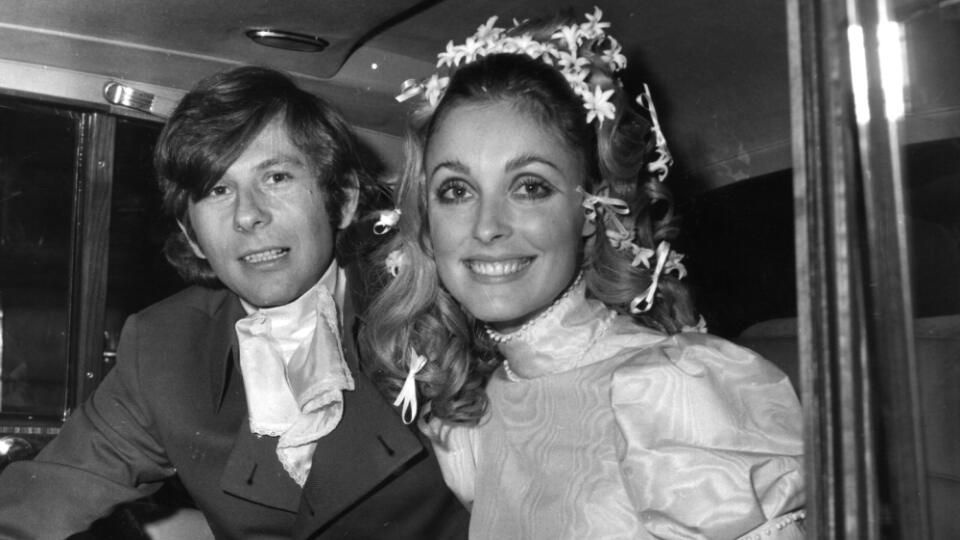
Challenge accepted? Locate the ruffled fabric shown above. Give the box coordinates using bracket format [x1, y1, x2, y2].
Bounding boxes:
[236, 265, 355, 486]
[430, 280, 804, 539]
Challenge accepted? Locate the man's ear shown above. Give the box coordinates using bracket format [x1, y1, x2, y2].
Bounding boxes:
[177, 220, 207, 259]
[337, 177, 360, 230]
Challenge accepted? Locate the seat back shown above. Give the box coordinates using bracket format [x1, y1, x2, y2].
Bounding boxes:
[735, 316, 960, 540]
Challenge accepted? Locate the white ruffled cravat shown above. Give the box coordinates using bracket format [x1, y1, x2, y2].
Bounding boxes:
[235, 265, 355, 486]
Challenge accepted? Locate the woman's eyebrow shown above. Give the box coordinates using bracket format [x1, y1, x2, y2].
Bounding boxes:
[505, 154, 561, 173]
[429, 159, 470, 178]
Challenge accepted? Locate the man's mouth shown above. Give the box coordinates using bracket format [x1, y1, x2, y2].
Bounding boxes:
[241, 248, 289, 264]
[464, 257, 534, 277]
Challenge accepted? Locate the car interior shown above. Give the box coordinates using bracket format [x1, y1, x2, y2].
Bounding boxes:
[0, 0, 957, 538]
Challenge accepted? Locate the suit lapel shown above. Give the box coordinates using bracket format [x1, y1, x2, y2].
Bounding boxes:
[292, 367, 427, 536]
[207, 292, 304, 513]
[292, 290, 427, 536]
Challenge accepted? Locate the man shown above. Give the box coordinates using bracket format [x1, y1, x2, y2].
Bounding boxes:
[0, 67, 468, 539]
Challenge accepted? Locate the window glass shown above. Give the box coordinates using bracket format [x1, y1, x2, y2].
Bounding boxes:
[897, 4, 960, 538]
[104, 119, 185, 369]
[0, 101, 77, 418]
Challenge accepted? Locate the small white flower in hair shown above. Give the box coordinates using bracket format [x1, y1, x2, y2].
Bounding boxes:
[474, 16, 501, 42]
[424, 74, 450, 106]
[557, 50, 590, 73]
[385, 249, 405, 277]
[461, 36, 485, 63]
[578, 187, 629, 222]
[373, 209, 402, 235]
[605, 228, 635, 251]
[664, 250, 687, 279]
[601, 36, 627, 71]
[584, 86, 616, 125]
[437, 40, 460, 68]
[681, 315, 709, 334]
[631, 245, 656, 268]
[580, 7, 611, 39]
[551, 24, 582, 53]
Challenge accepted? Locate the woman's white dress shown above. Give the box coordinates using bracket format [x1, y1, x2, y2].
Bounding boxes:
[428, 279, 805, 539]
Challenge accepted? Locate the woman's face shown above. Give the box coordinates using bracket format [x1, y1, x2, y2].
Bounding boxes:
[425, 100, 588, 333]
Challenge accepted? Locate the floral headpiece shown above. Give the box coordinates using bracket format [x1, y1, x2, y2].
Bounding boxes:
[397, 7, 626, 126]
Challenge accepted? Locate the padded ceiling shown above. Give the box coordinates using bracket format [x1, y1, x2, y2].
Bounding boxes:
[0, 0, 794, 190]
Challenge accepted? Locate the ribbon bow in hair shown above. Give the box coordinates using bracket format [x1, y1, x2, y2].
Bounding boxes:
[393, 349, 427, 424]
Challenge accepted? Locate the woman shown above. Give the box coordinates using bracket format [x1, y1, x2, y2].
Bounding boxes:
[361, 10, 804, 539]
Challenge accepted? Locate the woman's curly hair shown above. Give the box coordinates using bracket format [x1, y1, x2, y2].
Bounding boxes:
[360, 18, 698, 427]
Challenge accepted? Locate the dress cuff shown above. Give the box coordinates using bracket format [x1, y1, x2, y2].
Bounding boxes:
[735, 509, 806, 540]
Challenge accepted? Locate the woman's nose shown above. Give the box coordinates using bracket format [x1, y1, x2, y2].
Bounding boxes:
[472, 196, 511, 243]
[233, 187, 271, 232]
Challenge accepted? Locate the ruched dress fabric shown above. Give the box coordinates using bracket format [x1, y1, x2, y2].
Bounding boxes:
[429, 280, 805, 540]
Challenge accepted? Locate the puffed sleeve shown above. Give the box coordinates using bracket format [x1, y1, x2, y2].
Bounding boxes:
[0, 314, 176, 539]
[611, 333, 804, 540]
[422, 418, 479, 509]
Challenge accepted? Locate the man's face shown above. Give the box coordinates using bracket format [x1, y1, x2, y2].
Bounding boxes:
[183, 117, 357, 308]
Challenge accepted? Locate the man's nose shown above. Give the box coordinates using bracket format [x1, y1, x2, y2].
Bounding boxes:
[233, 187, 271, 232]
[472, 196, 511, 243]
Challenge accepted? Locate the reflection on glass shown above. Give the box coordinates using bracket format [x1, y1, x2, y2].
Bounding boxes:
[897, 3, 960, 538]
[0, 103, 76, 417]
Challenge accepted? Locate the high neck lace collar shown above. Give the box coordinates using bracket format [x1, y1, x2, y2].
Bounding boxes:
[492, 278, 617, 380]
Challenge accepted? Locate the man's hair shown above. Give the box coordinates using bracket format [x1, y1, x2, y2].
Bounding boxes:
[155, 66, 379, 285]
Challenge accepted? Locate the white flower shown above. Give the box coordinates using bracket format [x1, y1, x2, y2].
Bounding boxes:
[385, 249, 405, 277]
[631, 246, 656, 268]
[580, 7, 611, 40]
[508, 34, 541, 58]
[474, 16, 501, 42]
[373, 209, 401, 235]
[580, 189, 629, 222]
[600, 37, 627, 71]
[664, 251, 687, 279]
[461, 36, 484, 63]
[605, 228, 635, 250]
[681, 315, 709, 333]
[424, 74, 449, 106]
[551, 24, 582, 53]
[437, 40, 460, 68]
[557, 50, 590, 72]
[584, 85, 616, 125]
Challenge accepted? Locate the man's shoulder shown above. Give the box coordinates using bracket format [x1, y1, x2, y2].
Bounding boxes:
[134, 285, 237, 326]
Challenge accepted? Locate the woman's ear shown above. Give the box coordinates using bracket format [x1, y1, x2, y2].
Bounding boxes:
[177, 220, 206, 259]
[337, 175, 360, 230]
[581, 216, 596, 238]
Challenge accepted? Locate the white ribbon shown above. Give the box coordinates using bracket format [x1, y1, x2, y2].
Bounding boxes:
[630, 241, 671, 314]
[393, 349, 427, 424]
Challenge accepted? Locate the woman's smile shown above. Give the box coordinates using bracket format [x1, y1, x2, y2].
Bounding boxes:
[464, 257, 535, 278]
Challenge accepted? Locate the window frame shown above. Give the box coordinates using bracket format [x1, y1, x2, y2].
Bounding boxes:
[788, 0, 931, 537]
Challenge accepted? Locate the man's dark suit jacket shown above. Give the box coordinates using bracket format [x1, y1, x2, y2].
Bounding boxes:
[0, 284, 468, 539]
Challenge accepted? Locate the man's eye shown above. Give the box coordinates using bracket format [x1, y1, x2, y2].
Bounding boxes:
[206, 185, 229, 197]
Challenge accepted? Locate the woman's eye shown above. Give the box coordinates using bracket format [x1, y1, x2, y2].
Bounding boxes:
[436, 180, 473, 203]
[514, 177, 553, 200]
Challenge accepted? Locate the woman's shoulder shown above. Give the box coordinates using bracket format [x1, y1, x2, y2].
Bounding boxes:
[601, 322, 793, 386]
[603, 324, 801, 426]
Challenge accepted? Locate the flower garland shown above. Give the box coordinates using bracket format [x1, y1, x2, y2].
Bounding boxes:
[397, 7, 626, 126]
